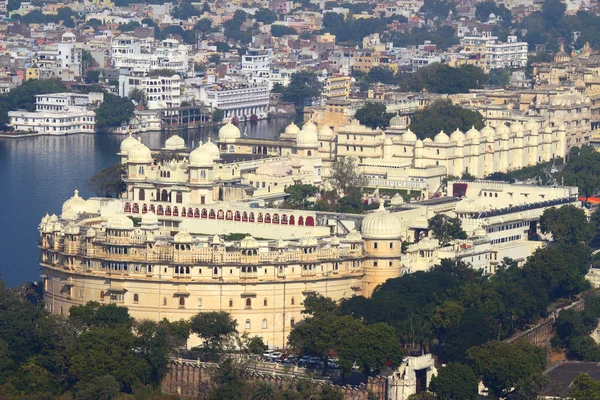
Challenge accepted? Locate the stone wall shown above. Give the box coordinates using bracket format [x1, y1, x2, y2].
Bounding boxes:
[161, 360, 389, 400]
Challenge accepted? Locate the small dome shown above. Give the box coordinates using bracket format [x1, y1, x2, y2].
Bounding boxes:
[318, 124, 334, 137]
[106, 214, 134, 230]
[345, 229, 362, 242]
[284, 122, 301, 135]
[64, 222, 80, 235]
[495, 124, 510, 137]
[473, 225, 487, 238]
[361, 202, 402, 240]
[174, 230, 193, 243]
[450, 128, 465, 141]
[201, 137, 220, 160]
[509, 121, 523, 134]
[465, 126, 480, 140]
[165, 134, 185, 150]
[415, 139, 424, 148]
[61, 189, 87, 219]
[128, 139, 152, 163]
[390, 193, 404, 206]
[141, 211, 158, 228]
[423, 138, 433, 144]
[480, 125, 494, 137]
[390, 114, 403, 127]
[41, 213, 50, 224]
[401, 129, 417, 142]
[240, 235, 259, 248]
[299, 234, 318, 247]
[330, 236, 340, 246]
[49, 214, 59, 222]
[189, 147, 213, 167]
[218, 121, 241, 142]
[86, 228, 96, 237]
[296, 126, 319, 148]
[434, 130, 449, 143]
[523, 120, 537, 132]
[301, 121, 318, 134]
[384, 136, 393, 145]
[120, 133, 139, 154]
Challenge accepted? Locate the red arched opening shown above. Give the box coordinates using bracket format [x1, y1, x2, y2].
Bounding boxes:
[124, 202, 131, 213]
[298, 216, 304, 226]
[217, 210, 224, 220]
[249, 212, 255, 222]
[265, 213, 271, 223]
[189, 208, 194, 218]
[142, 204, 148, 214]
[209, 209, 216, 219]
[234, 211, 241, 221]
[165, 206, 172, 216]
[273, 214, 280, 224]
[241, 212, 248, 222]
[281, 214, 288, 224]
[194, 208, 200, 218]
[305, 216, 315, 226]
[149, 204, 155, 213]
[157, 205, 164, 215]
[173, 206, 179, 216]
[257, 213, 263, 223]
[289, 215, 295, 225]
[182, 208, 187, 217]
[133, 203, 140, 213]
[225, 210, 233, 220]
[201, 208, 208, 218]
[161, 190, 169, 202]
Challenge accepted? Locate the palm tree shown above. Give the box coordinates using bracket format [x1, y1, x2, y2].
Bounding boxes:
[251, 382, 276, 400]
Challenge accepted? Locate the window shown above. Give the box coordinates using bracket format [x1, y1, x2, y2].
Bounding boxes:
[389, 242, 393, 249]
[262, 319, 267, 329]
[163, 297, 167, 306]
[374, 242, 378, 249]
[291, 297, 295, 305]
[198, 298, 202, 308]
[374, 261, 378, 267]
[246, 298, 252, 308]
[245, 319, 251, 329]
[291, 318, 295, 328]
[264, 298, 268, 306]
[179, 297, 185, 307]
[133, 294, 139, 303]
[229, 299, 233, 307]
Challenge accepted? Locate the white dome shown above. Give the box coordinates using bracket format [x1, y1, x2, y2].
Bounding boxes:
[86, 228, 96, 237]
[345, 229, 363, 242]
[61, 189, 87, 219]
[64, 222, 80, 235]
[240, 236, 259, 248]
[299, 234, 318, 247]
[174, 230, 193, 243]
[390, 193, 404, 206]
[361, 203, 402, 240]
[415, 139, 424, 148]
[296, 127, 319, 148]
[141, 211, 158, 228]
[106, 214, 134, 230]
[120, 133, 139, 154]
[524, 120, 537, 132]
[218, 121, 241, 142]
[318, 124, 334, 137]
[390, 114, 403, 127]
[165, 134, 185, 150]
[401, 129, 417, 142]
[189, 147, 213, 167]
[466, 126, 480, 140]
[473, 225, 487, 238]
[128, 139, 152, 163]
[509, 122, 523, 134]
[201, 137, 220, 160]
[284, 122, 301, 135]
[450, 128, 465, 141]
[495, 124, 510, 137]
[480, 125, 494, 137]
[49, 213, 59, 222]
[301, 121, 318, 134]
[434, 130, 450, 143]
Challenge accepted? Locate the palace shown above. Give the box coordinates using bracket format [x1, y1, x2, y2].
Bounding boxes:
[40, 124, 579, 349]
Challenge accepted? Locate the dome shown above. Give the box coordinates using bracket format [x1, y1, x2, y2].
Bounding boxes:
[86, 228, 96, 237]
[465, 126, 480, 140]
[164, 134, 185, 150]
[296, 126, 319, 148]
[390, 114, 403, 127]
[189, 147, 213, 167]
[41, 213, 50, 224]
[285, 122, 301, 135]
[201, 137, 220, 160]
[401, 129, 417, 142]
[106, 214, 134, 230]
[240, 235, 259, 248]
[218, 121, 241, 141]
[318, 124, 334, 137]
[275, 239, 287, 248]
[299, 234, 318, 247]
[434, 130, 449, 143]
[480, 125, 494, 137]
[141, 211, 158, 228]
[495, 124, 510, 136]
[174, 230, 193, 243]
[390, 193, 404, 206]
[345, 229, 363, 242]
[384, 136, 393, 145]
[61, 189, 87, 219]
[524, 120, 537, 132]
[64, 222, 80, 235]
[128, 139, 152, 163]
[49, 214, 59, 223]
[120, 133, 139, 154]
[330, 236, 340, 246]
[415, 139, 424, 148]
[450, 128, 465, 141]
[301, 121, 318, 134]
[509, 121, 523, 134]
[473, 225, 487, 238]
[361, 202, 402, 240]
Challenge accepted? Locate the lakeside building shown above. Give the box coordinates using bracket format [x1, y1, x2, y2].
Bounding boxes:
[195, 83, 270, 121]
[40, 128, 580, 348]
[111, 36, 189, 74]
[453, 34, 528, 72]
[118, 72, 182, 110]
[8, 92, 103, 135]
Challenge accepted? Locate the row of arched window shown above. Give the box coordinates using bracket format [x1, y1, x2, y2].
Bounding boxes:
[123, 203, 316, 226]
[101, 293, 298, 308]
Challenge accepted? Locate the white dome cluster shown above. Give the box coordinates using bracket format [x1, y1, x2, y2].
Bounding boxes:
[128, 138, 152, 163]
[120, 133, 139, 155]
[296, 121, 319, 148]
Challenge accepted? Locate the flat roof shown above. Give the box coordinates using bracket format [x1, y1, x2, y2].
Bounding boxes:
[411, 196, 460, 206]
[543, 362, 600, 397]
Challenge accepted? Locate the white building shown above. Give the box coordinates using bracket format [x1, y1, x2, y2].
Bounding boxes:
[111, 36, 189, 74]
[198, 83, 270, 121]
[118, 73, 182, 110]
[9, 92, 103, 135]
[460, 34, 528, 71]
[34, 32, 82, 80]
[241, 48, 272, 85]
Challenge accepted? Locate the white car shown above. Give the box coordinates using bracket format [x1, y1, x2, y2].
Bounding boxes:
[269, 352, 282, 361]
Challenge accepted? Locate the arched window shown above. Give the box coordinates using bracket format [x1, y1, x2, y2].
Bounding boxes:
[133, 203, 140, 213]
[163, 297, 167, 306]
[263, 298, 268, 306]
[133, 294, 139, 303]
[229, 298, 233, 307]
[307, 150, 312, 156]
[257, 213, 263, 222]
[281, 214, 288, 224]
[289, 215, 295, 225]
[161, 190, 169, 202]
[142, 204, 148, 214]
[272, 214, 279, 224]
[209, 209, 216, 219]
[245, 319, 251, 329]
[262, 319, 267, 329]
[246, 298, 252, 308]
[226, 210, 233, 220]
[305, 216, 315, 226]
[179, 297, 185, 307]
[291, 318, 295, 328]
[139, 189, 145, 201]
[182, 208, 187, 217]
[157, 205, 164, 215]
[176, 192, 183, 203]
[234, 211, 241, 221]
[124, 202, 131, 212]
[149, 204, 155, 213]
[249, 212, 255, 222]
[265, 213, 271, 223]
[217, 210, 224, 219]
[298, 216, 304, 226]
[173, 206, 179, 216]
[165, 206, 172, 216]
[198, 298, 202, 308]
[194, 208, 200, 218]
[291, 297, 295, 305]
[242, 212, 248, 222]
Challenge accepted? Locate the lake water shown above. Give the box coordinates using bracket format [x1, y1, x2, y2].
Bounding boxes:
[0, 118, 293, 287]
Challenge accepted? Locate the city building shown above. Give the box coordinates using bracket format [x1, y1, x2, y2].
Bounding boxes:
[118, 72, 182, 110]
[455, 33, 528, 72]
[197, 83, 270, 121]
[323, 74, 351, 102]
[111, 36, 189, 74]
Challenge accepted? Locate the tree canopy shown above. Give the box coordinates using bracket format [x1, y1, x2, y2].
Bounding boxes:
[427, 214, 468, 246]
[328, 157, 368, 194]
[429, 362, 478, 400]
[539, 204, 594, 245]
[95, 93, 135, 131]
[354, 102, 394, 129]
[409, 100, 485, 140]
[281, 71, 323, 110]
[402, 63, 488, 94]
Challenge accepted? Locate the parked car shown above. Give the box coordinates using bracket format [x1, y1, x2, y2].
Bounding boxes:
[269, 352, 282, 361]
[263, 350, 274, 360]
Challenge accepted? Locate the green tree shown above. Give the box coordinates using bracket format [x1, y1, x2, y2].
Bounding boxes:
[409, 100, 484, 140]
[72, 374, 121, 400]
[328, 156, 368, 193]
[282, 71, 323, 110]
[189, 311, 238, 356]
[283, 184, 320, 209]
[427, 214, 467, 246]
[569, 373, 600, 400]
[354, 102, 394, 129]
[212, 108, 224, 123]
[271, 25, 297, 37]
[475, 0, 511, 23]
[171, 0, 201, 19]
[134, 320, 170, 386]
[208, 53, 222, 65]
[430, 362, 478, 400]
[68, 301, 133, 330]
[403, 63, 488, 94]
[302, 294, 338, 317]
[7, 0, 21, 12]
[95, 93, 135, 131]
[86, 70, 101, 84]
[559, 145, 600, 196]
[590, 208, 600, 240]
[207, 358, 249, 400]
[467, 340, 547, 400]
[542, 0, 566, 27]
[420, 0, 456, 19]
[128, 87, 147, 108]
[85, 164, 126, 198]
[336, 188, 364, 214]
[254, 8, 277, 24]
[246, 336, 266, 355]
[539, 205, 593, 245]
